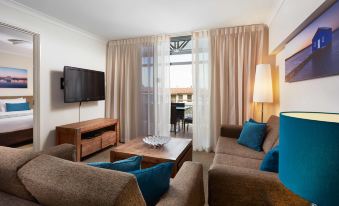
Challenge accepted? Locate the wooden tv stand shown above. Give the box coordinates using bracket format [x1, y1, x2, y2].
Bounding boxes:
[56, 118, 120, 161]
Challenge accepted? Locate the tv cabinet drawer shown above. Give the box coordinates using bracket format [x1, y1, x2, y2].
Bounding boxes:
[81, 137, 101, 157]
[102, 131, 116, 148]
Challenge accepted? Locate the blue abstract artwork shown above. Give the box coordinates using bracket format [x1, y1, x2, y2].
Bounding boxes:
[285, 1, 339, 82]
[0, 67, 28, 88]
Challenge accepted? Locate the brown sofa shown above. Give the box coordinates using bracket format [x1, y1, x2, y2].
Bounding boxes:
[208, 115, 309, 206]
[0, 144, 205, 206]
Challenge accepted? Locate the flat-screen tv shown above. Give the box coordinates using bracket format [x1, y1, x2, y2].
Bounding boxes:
[63, 66, 105, 103]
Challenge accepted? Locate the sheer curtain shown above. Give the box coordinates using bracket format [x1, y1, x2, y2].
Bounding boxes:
[154, 36, 171, 136]
[106, 36, 170, 142]
[192, 31, 212, 152]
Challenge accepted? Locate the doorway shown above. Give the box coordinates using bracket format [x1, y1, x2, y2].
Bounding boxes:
[169, 35, 193, 138]
[0, 22, 40, 151]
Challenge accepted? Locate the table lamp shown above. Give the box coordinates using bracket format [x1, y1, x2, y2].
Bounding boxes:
[280, 112, 339, 206]
[253, 64, 273, 122]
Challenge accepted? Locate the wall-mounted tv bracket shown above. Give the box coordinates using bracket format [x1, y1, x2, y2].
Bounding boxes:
[60, 78, 64, 89]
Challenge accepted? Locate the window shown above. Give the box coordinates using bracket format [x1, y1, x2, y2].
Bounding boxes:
[170, 36, 193, 103]
[178, 94, 183, 102]
[187, 94, 192, 102]
[171, 95, 176, 102]
[170, 36, 192, 56]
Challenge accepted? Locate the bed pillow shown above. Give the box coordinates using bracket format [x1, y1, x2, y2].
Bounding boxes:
[129, 162, 174, 206]
[87, 156, 142, 172]
[6, 103, 30, 112]
[0, 98, 26, 112]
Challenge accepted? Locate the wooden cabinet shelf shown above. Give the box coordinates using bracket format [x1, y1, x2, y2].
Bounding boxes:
[56, 118, 120, 161]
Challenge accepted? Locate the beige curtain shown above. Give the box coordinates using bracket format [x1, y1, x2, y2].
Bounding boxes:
[106, 36, 170, 142]
[210, 24, 268, 149]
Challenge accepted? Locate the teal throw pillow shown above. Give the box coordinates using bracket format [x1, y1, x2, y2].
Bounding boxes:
[129, 162, 174, 206]
[6, 102, 30, 112]
[87, 156, 142, 172]
[260, 145, 279, 173]
[237, 121, 267, 151]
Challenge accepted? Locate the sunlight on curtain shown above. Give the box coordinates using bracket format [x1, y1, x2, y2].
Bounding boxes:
[192, 31, 212, 152]
[154, 36, 171, 136]
[210, 25, 267, 149]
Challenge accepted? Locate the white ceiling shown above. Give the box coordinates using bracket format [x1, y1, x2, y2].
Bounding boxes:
[13, 0, 282, 40]
[0, 25, 33, 57]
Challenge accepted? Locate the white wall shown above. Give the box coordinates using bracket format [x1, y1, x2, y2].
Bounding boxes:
[0, 0, 107, 150]
[269, 0, 327, 54]
[270, 0, 339, 113]
[0, 51, 33, 96]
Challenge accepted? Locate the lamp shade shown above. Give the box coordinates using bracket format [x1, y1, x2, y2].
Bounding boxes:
[279, 112, 339, 205]
[253, 64, 273, 103]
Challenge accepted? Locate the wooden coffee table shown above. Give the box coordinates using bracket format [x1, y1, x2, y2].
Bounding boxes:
[110, 137, 192, 177]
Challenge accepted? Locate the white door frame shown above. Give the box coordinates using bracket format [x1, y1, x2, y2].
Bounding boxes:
[0, 22, 40, 151]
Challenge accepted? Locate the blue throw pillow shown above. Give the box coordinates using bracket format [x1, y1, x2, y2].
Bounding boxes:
[260, 145, 279, 173]
[249, 118, 266, 124]
[237, 121, 267, 151]
[87, 156, 142, 172]
[6, 102, 30, 112]
[129, 162, 174, 206]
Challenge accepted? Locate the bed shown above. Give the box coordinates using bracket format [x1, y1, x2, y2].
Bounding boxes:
[0, 96, 33, 146]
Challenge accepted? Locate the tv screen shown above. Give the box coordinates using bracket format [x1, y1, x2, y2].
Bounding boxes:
[64, 66, 105, 103]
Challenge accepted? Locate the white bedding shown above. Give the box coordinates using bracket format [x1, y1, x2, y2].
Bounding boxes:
[0, 110, 33, 133]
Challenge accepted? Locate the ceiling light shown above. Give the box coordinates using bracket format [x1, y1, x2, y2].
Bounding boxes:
[7, 39, 29, 45]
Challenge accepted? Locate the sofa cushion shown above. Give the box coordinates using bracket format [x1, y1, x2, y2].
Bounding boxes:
[260, 145, 279, 173]
[216, 137, 265, 160]
[40, 144, 76, 161]
[0, 146, 38, 201]
[208, 164, 309, 206]
[262, 115, 280, 153]
[273, 138, 279, 148]
[0, 191, 40, 206]
[87, 156, 142, 172]
[213, 153, 262, 170]
[130, 162, 174, 206]
[237, 121, 267, 151]
[18, 155, 146, 206]
[157, 162, 205, 206]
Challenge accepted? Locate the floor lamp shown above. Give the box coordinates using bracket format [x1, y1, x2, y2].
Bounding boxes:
[253, 64, 273, 122]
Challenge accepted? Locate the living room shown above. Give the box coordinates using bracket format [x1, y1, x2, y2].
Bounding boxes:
[0, 0, 338, 205]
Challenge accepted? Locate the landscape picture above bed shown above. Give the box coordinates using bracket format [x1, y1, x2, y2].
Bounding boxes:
[0, 67, 28, 88]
